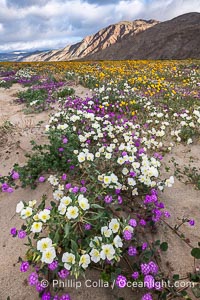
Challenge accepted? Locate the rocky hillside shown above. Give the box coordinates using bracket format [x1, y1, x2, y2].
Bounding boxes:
[22, 19, 158, 62]
[86, 12, 200, 60]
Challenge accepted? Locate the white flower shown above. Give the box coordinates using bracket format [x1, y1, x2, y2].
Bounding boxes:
[128, 178, 136, 186]
[103, 176, 111, 185]
[41, 247, 56, 264]
[100, 244, 115, 260]
[28, 200, 37, 208]
[48, 175, 59, 186]
[122, 168, 129, 175]
[79, 254, 91, 269]
[16, 201, 24, 213]
[187, 138, 193, 145]
[66, 206, 79, 219]
[37, 238, 53, 252]
[165, 176, 174, 187]
[89, 236, 102, 248]
[109, 219, 120, 233]
[124, 225, 134, 233]
[113, 235, 123, 248]
[90, 249, 101, 263]
[31, 222, 43, 233]
[53, 190, 64, 201]
[78, 197, 90, 211]
[21, 207, 33, 219]
[78, 152, 86, 163]
[61, 196, 72, 206]
[38, 209, 50, 223]
[87, 153, 94, 161]
[58, 203, 67, 215]
[101, 226, 112, 237]
[62, 252, 76, 270]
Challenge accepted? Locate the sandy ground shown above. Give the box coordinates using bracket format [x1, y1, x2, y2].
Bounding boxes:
[0, 83, 199, 300]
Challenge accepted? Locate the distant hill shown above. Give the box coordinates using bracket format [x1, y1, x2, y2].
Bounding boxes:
[85, 12, 200, 60]
[22, 12, 200, 62]
[22, 19, 159, 62]
[0, 50, 47, 62]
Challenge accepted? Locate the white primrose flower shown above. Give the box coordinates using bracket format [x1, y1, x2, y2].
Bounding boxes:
[62, 252, 76, 270]
[79, 254, 91, 269]
[100, 244, 115, 260]
[61, 196, 72, 206]
[101, 226, 112, 237]
[21, 207, 33, 219]
[165, 176, 174, 187]
[113, 235, 123, 248]
[41, 247, 56, 264]
[48, 175, 59, 186]
[123, 225, 134, 233]
[58, 203, 67, 215]
[89, 236, 102, 248]
[127, 178, 136, 186]
[66, 206, 79, 219]
[31, 222, 43, 233]
[103, 175, 111, 185]
[37, 238, 53, 252]
[109, 219, 120, 233]
[16, 201, 24, 213]
[87, 153, 94, 161]
[78, 152, 86, 163]
[78, 196, 90, 211]
[38, 209, 50, 223]
[53, 190, 64, 201]
[90, 249, 101, 263]
[28, 200, 37, 208]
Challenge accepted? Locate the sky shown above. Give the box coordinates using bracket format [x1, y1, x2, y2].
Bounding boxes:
[0, 0, 199, 52]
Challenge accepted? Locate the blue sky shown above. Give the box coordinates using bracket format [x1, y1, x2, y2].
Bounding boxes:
[0, 0, 199, 52]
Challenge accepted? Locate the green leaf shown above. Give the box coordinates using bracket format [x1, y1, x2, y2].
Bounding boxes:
[64, 224, 70, 238]
[71, 239, 78, 252]
[192, 284, 200, 298]
[160, 242, 168, 251]
[91, 204, 104, 209]
[191, 248, 200, 259]
[173, 274, 180, 281]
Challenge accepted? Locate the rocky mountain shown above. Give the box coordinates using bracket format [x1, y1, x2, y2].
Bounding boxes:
[85, 12, 200, 60]
[22, 19, 159, 62]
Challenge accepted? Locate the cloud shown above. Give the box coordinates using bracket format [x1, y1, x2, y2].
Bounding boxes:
[0, 0, 199, 52]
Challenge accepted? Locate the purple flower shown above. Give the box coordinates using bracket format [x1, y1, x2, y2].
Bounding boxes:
[104, 195, 113, 204]
[20, 261, 29, 272]
[12, 171, 20, 180]
[60, 294, 71, 300]
[142, 293, 153, 300]
[139, 219, 146, 226]
[132, 272, 139, 280]
[164, 211, 171, 218]
[144, 275, 155, 289]
[58, 147, 64, 152]
[189, 219, 195, 226]
[42, 292, 51, 300]
[148, 261, 159, 275]
[116, 275, 127, 288]
[10, 227, 17, 236]
[48, 260, 58, 271]
[123, 230, 132, 241]
[118, 195, 123, 204]
[142, 242, 148, 251]
[80, 179, 86, 185]
[58, 269, 70, 279]
[69, 165, 75, 170]
[62, 173, 67, 180]
[53, 296, 60, 300]
[80, 186, 87, 193]
[129, 171, 136, 177]
[18, 230, 27, 239]
[39, 176, 45, 182]
[7, 187, 13, 193]
[36, 281, 45, 292]
[141, 263, 151, 275]
[128, 246, 137, 256]
[28, 272, 38, 286]
[72, 186, 79, 193]
[65, 183, 71, 189]
[129, 219, 137, 227]
[84, 223, 92, 230]
[62, 138, 68, 144]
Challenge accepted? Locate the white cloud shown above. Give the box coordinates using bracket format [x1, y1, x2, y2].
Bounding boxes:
[0, 0, 199, 52]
